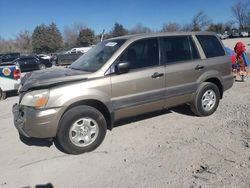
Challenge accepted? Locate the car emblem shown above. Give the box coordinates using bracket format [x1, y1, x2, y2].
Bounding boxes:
[2, 67, 11, 76]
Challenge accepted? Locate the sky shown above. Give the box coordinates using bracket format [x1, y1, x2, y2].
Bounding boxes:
[0, 0, 241, 40]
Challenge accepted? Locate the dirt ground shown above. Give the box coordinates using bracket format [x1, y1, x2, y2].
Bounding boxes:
[0, 39, 250, 188]
[1, 75, 250, 188]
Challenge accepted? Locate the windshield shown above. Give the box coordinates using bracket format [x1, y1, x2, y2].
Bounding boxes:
[69, 39, 126, 72]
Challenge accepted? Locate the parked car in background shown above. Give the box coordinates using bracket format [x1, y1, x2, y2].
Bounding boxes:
[0, 63, 21, 100]
[217, 33, 227, 40]
[37, 54, 52, 61]
[66, 47, 93, 54]
[51, 53, 82, 66]
[13, 56, 52, 72]
[240, 31, 248, 37]
[229, 29, 240, 38]
[0, 53, 20, 63]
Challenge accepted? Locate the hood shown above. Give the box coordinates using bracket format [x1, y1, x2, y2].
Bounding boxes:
[20, 67, 90, 92]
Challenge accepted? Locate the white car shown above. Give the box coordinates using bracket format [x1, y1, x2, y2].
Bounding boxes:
[67, 47, 93, 54]
[240, 32, 248, 37]
[0, 64, 21, 100]
[37, 54, 52, 60]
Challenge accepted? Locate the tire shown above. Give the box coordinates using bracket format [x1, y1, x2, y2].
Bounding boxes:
[57, 105, 107, 155]
[0, 88, 6, 101]
[38, 64, 46, 70]
[191, 82, 220, 117]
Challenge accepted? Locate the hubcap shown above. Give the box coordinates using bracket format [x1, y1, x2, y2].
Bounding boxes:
[69, 118, 99, 147]
[201, 89, 216, 111]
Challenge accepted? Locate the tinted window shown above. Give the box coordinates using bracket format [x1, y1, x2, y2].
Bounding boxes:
[160, 36, 199, 64]
[26, 57, 36, 63]
[196, 35, 225, 58]
[119, 38, 159, 69]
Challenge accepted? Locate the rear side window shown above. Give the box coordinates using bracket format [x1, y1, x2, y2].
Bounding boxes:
[196, 35, 225, 58]
[160, 36, 200, 64]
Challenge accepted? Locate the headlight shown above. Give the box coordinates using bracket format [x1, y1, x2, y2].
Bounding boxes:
[21, 89, 49, 109]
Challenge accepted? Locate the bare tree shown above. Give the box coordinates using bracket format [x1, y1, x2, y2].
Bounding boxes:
[130, 23, 151, 34]
[191, 11, 211, 31]
[180, 23, 192, 32]
[207, 23, 225, 33]
[0, 39, 17, 53]
[231, 1, 248, 30]
[15, 30, 32, 53]
[63, 23, 87, 49]
[161, 22, 181, 32]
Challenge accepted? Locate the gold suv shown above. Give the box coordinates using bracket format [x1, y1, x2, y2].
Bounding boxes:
[13, 32, 234, 154]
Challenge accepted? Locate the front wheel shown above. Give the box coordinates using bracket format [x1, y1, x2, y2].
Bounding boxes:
[191, 82, 220, 117]
[57, 105, 107, 155]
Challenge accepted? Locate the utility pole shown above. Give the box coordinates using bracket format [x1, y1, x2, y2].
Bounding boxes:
[101, 29, 105, 42]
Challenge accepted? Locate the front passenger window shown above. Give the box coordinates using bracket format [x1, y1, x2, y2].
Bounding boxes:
[119, 38, 159, 70]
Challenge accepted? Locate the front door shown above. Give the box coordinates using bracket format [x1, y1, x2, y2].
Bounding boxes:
[110, 38, 166, 120]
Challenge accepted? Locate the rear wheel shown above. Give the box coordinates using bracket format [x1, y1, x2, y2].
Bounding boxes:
[57, 105, 107, 155]
[38, 64, 46, 70]
[191, 82, 220, 116]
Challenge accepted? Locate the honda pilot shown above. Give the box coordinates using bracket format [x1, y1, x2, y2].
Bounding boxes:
[13, 32, 234, 154]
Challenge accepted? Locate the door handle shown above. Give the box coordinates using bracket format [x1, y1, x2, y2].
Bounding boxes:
[195, 65, 204, 70]
[151, 72, 164, 78]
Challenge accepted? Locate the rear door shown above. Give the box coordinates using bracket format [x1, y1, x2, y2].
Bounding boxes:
[196, 35, 229, 76]
[160, 36, 205, 107]
[110, 38, 166, 120]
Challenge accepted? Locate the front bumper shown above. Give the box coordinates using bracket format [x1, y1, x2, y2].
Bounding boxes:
[12, 103, 62, 138]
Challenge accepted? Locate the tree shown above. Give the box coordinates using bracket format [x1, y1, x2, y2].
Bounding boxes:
[180, 23, 192, 31]
[162, 22, 181, 32]
[111, 22, 128, 37]
[32, 24, 49, 53]
[130, 23, 151, 34]
[32, 23, 63, 53]
[77, 28, 95, 47]
[48, 22, 63, 52]
[207, 23, 225, 33]
[15, 30, 32, 53]
[224, 21, 234, 32]
[191, 11, 211, 31]
[231, 1, 248, 30]
[63, 23, 86, 48]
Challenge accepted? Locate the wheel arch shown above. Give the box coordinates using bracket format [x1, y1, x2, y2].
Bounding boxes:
[60, 99, 113, 131]
[197, 71, 224, 99]
[204, 78, 223, 99]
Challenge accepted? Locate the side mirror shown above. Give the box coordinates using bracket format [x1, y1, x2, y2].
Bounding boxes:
[115, 61, 130, 74]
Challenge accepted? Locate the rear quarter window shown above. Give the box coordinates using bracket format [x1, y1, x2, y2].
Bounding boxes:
[196, 35, 225, 58]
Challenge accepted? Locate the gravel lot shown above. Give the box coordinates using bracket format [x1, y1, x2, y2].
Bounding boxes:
[0, 39, 250, 188]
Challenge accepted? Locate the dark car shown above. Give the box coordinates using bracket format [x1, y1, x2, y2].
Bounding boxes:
[13, 56, 52, 72]
[0, 53, 20, 63]
[52, 53, 83, 66]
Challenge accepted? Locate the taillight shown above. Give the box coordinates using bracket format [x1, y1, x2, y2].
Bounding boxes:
[14, 69, 21, 80]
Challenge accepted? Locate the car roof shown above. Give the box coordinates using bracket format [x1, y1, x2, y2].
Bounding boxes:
[108, 31, 216, 41]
